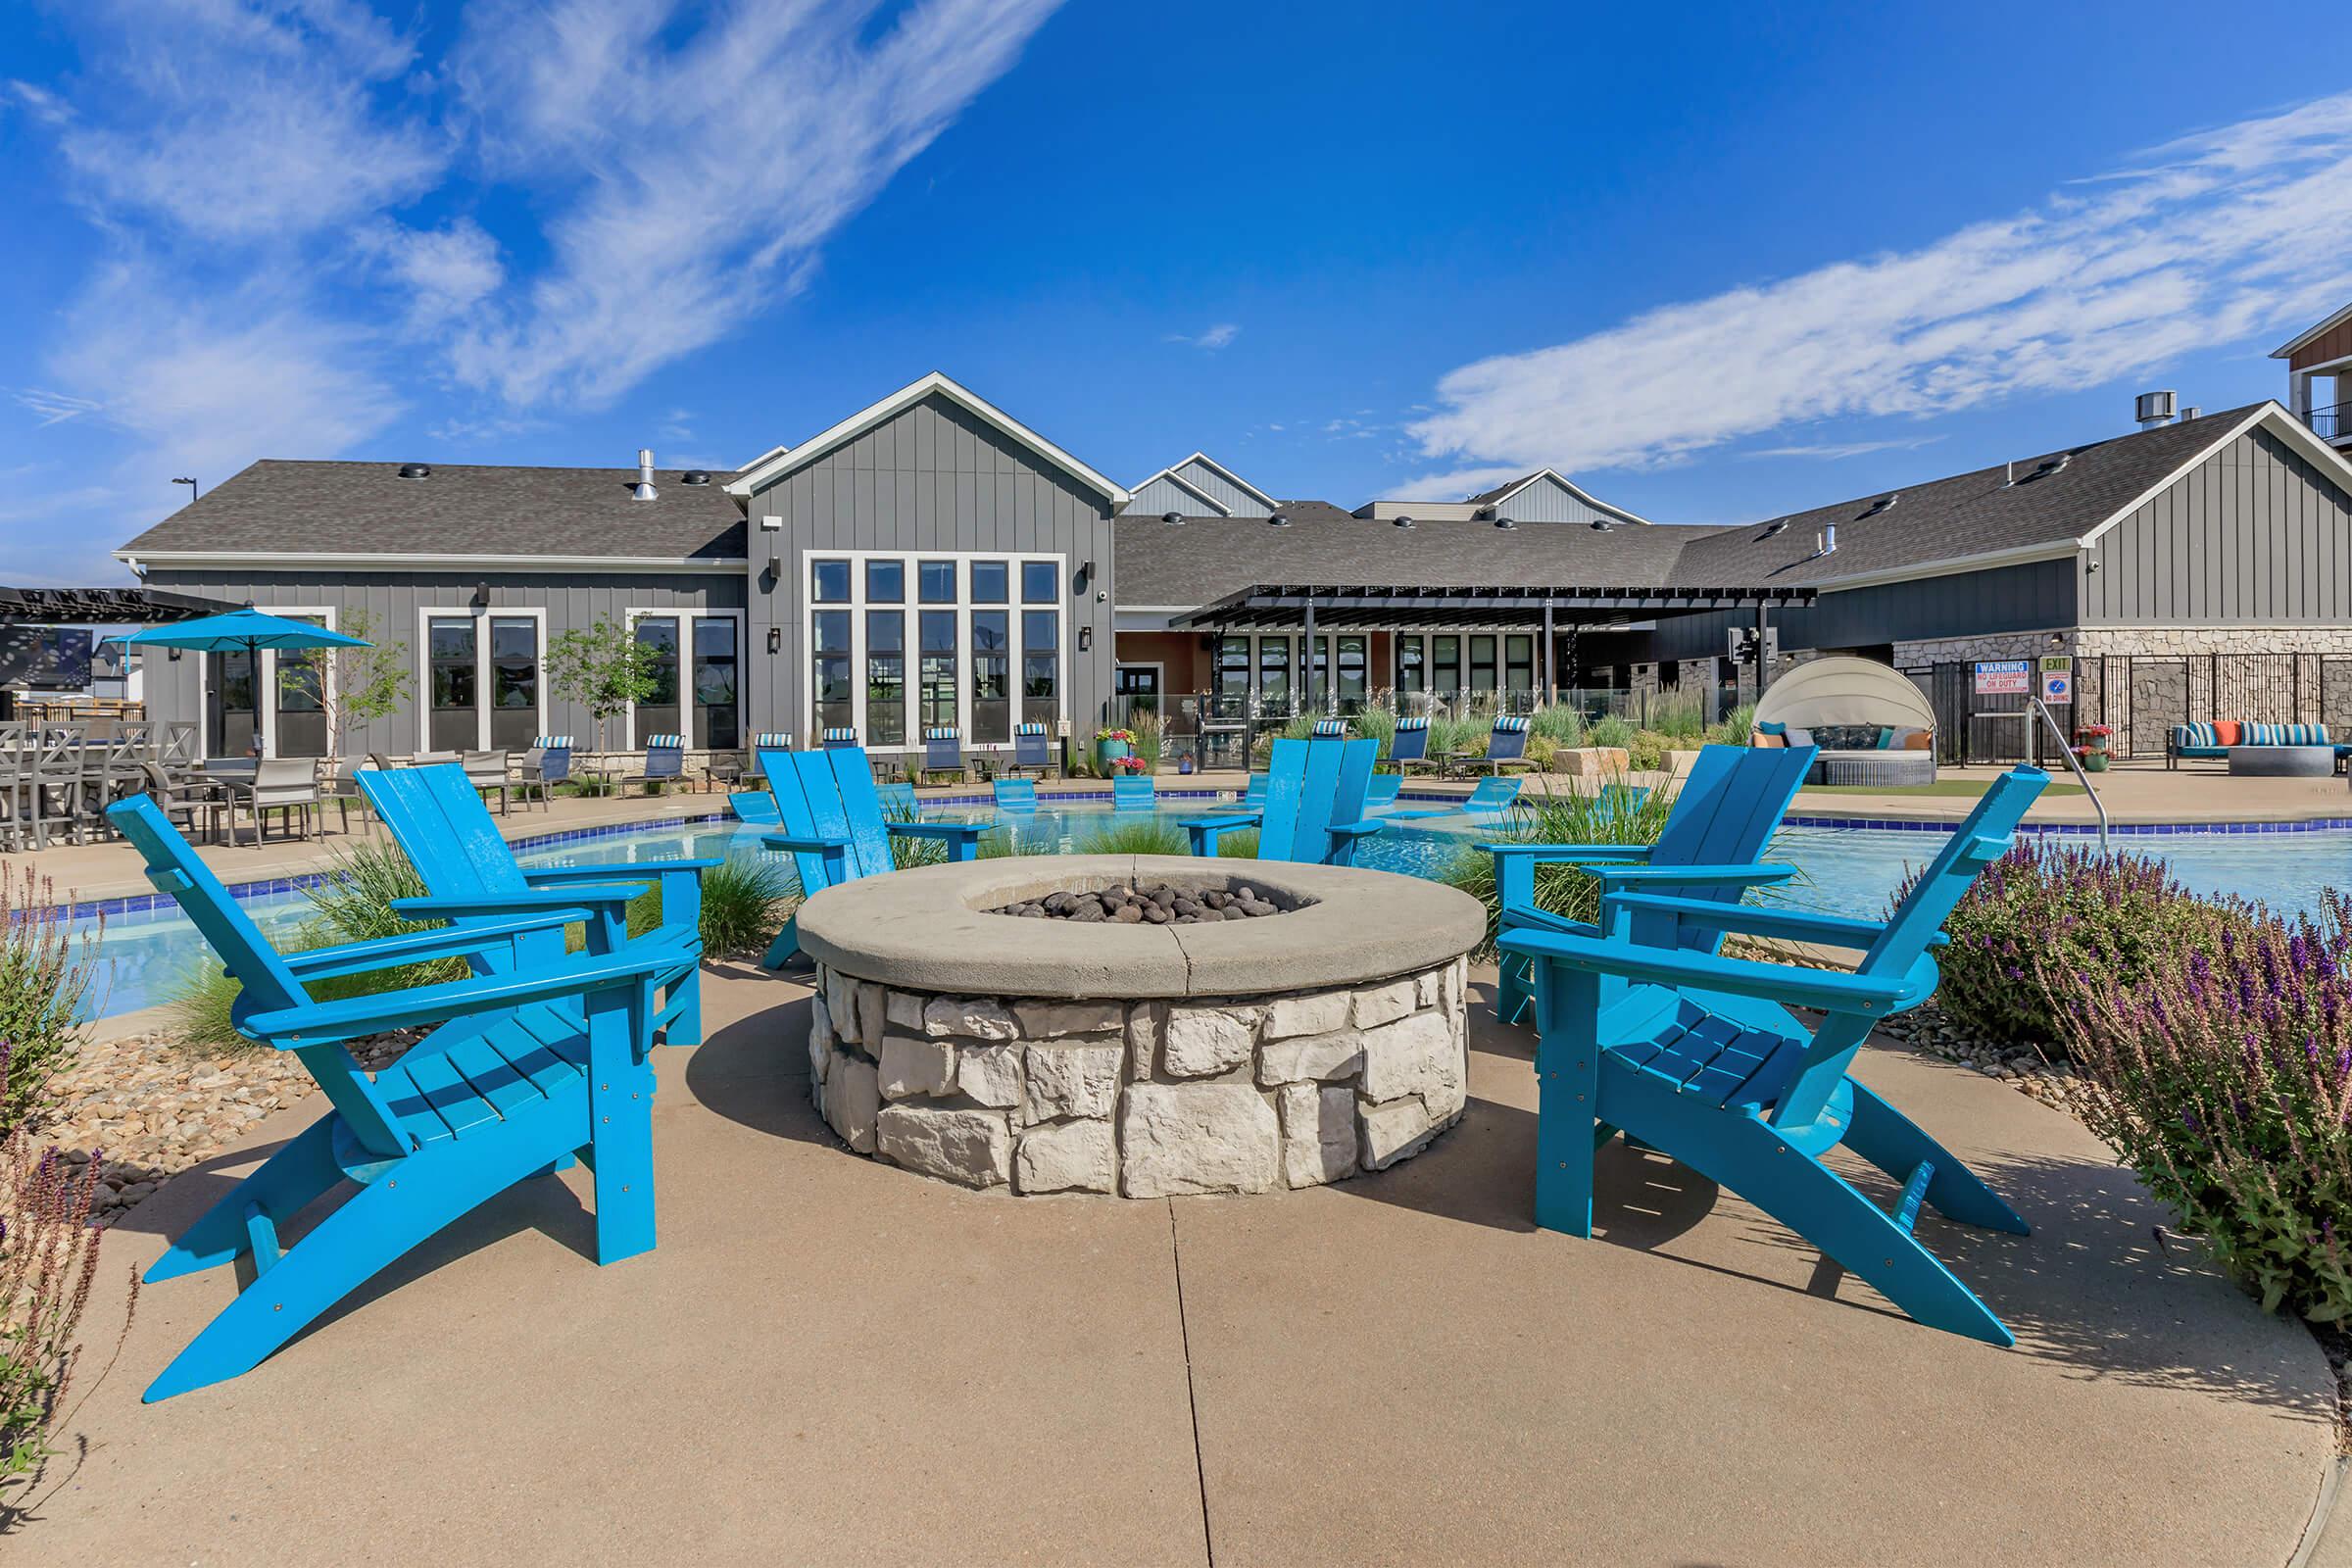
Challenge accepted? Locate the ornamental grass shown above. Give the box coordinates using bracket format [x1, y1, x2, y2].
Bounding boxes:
[2049, 890, 2352, 1324]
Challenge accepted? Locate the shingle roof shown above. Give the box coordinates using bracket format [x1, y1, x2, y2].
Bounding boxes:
[1461, 471, 1538, 507]
[1672, 404, 2270, 589]
[119, 460, 748, 562]
[1115, 504, 1704, 605]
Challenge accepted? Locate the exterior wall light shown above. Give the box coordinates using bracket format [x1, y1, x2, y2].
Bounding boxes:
[766, 627, 782, 655]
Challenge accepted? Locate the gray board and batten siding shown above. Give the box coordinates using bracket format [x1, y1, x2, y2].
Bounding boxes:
[2081, 423, 2352, 624]
[136, 567, 745, 757]
[1491, 473, 1638, 526]
[737, 389, 1120, 748]
[1630, 558, 2081, 665]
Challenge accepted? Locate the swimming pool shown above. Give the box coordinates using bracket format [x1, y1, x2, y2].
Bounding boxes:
[73, 800, 2352, 1019]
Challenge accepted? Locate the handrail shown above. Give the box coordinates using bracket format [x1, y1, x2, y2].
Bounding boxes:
[2031, 695, 2108, 851]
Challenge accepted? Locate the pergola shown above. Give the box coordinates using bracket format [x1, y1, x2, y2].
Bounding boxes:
[0, 585, 244, 623]
[1168, 580, 1819, 703]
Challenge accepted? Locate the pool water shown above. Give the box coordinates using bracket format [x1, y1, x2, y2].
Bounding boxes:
[73, 802, 2352, 1020]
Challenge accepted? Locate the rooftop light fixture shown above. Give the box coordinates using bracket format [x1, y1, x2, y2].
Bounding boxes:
[1393, 514, 1416, 529]
[1267, 512, 1292, 527]
[1161, 511, 1185, 526]
[1493, 514, 1518, 530]
[397, 464, 430, 479]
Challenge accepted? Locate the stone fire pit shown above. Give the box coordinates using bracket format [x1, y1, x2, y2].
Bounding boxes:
[794, 854, 1486, 1197]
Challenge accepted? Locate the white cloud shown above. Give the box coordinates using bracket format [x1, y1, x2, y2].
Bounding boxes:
[362, 219, 507, 330]
[444, 0, 1065, 407]
[1407, 93, 2352, 487]
[1742, 435, 1944, 461]
[1167, 323, 1240, 350]
[14, 389, 103, 427]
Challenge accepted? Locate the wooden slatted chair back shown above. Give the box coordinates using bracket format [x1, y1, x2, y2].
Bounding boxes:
[772, 747, 898, 893]
[1256, 736, 1377, 863]
[360, 764, 559, 973]
[1629, 743, 1815, 954]
[1773, 767, 2047, 1127]
[105, 794, 410, 1157]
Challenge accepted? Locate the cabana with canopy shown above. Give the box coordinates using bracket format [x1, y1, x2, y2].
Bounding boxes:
[1750, 656, 1937, 786]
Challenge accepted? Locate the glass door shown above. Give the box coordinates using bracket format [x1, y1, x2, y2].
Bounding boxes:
[970, 609, 1010, 743]
[426, 617, 477, 752]
[865, 610, 906, 745]
[207, 649, 258, 757]
[272, 616, 328, 757]
[692, 617, 738, 749]
[633, 616, 680, 739]
[488, 616, 539, 750]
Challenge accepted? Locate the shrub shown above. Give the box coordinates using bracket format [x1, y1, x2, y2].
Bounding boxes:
[1079, 818, 1190, 857]
[1925, 840, 2254, 1054]
[1128, 710, 1164, 772]
[0, 869, 99, 1135]
[2051, 891, 2352, 1324]
[1529, 705, 1584, 747]
[696, 858, 796, 960]
[1587, 714, 1636, 752]
[1706, 702, 1757, 748]
[1350, 705, 1397, 758]
[1626, 728, 1674, 770]
[2, 1045, 136, 1492]
[1213, 828, 1260, 858]
[1442, 781, 1679, 956]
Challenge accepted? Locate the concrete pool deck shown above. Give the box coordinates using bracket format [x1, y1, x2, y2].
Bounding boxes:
[20, 963, 2337, 1565]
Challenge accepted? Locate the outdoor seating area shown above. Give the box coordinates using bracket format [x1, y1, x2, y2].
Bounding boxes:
[1751, 655, 1938, 786]
[2171, 718, 2352, 773]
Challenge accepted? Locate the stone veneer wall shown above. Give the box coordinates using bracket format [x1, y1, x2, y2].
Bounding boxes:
[804, 956, 1471, 1197]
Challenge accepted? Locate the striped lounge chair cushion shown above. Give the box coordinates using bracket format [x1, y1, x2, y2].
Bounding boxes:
[2247, 721, 2328, 746]
[1494, 715, 1533, 733]
[1396, 716, 1430, 732]
[2174, 722, 2219, 748]
[820, 727, 858, 743]
[924, 727, 959, 741]
[645, 733, 684, 748]
[533, 734, 574, 749]
[755, 732, 794, 747]
[1014, 722, 1049, 736]
[1310, 719, 1348, 736]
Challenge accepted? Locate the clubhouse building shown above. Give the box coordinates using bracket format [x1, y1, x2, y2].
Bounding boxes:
[116, 334, 2352, 764]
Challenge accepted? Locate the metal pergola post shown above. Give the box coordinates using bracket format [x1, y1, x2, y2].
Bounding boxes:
[1541, 602, 1555, 706]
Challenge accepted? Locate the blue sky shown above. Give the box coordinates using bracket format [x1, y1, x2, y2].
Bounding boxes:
[7, 0, 2352, 586]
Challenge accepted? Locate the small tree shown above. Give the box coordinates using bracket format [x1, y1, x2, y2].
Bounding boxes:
[545, 617, 660, 755]
[281, 609, 411, 760]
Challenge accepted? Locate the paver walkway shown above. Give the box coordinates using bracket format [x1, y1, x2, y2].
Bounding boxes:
[18, 966, 2334, 1566]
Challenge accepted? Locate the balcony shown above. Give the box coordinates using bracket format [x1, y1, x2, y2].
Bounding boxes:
[2299, 400, 2352, 446]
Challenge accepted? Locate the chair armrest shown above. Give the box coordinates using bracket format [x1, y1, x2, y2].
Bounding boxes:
[1497, 927, 1919, 1014]
[1598, 893, 1947, 952]
[1187, 810, 1262, 834]
[246, 942, 699, 1048]
[280, 910, 588, 978]
[1581, 862, 1797, 890]
[762, 832, 852, 853]
[522, 858, 725, 882]
[887, 820, 993, 841]
[391, 888, 648, 919]
[1328, 818, 1386, 839]
[1479, 843, 1657, 863]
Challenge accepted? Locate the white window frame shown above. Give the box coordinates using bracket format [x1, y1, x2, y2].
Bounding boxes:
[416, 605, 548, 753]
[202, 604, 337, 760]
[801, 549, 1067, 751]
[623, 607, 747, 751]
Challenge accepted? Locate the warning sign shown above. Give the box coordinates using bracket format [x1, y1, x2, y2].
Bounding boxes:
[1973, 660, 2031, 696]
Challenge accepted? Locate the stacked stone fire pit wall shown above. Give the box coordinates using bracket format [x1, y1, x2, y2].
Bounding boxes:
[794, 855, 1487, 1198]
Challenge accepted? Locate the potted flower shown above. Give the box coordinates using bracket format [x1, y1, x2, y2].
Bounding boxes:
[2074, 723, 2112, 772]
[1095, 726, 1136, 771]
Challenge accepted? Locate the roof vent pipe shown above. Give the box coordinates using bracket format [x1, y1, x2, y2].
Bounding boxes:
[2180, 406, 2201, 420]
[633, 448, 658, 501]
[2133, 390, 2178, 430]
[1824, 523, 1837, 553]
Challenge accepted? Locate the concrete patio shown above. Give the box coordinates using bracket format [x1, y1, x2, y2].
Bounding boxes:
[19, 964, 2338, 1566]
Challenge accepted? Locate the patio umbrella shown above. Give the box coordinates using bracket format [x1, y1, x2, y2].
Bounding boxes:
[110, 605, 371, 660]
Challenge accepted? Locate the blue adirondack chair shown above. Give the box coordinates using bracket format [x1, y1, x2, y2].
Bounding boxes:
[917, 726, 966, 784]
[1007, 722, 1058, 778]
[1499, 767, 2049, 1344]
[1391, 715, 1441, 774]
[362, 764, 719, 1044]
[106, 793, 690, 1400]
[1186, 736, 1384, 864]
[878, 780, 919, 816]
[1111, 775, 1156, 810]
[1387, 775, 1522, 821]
[758, 745, 994, 968]
[1461, 714, 1539, 775]
[1242, 772, 1268, 808]
[1487, 743, 1815, 1026]
[993, 777, 1039, 811]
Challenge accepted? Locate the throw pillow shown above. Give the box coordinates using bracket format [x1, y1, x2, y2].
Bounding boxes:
[1876, 726, 1896, 750]
[2214, 719, 2241, 746]
[1784, 726, 1814, 748]
[1756, 719, 1786, 736]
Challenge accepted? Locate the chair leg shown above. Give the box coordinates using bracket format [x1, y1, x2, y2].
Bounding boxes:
[146, 1116, 345, 1284]
[1531, 964, 1604, 1237]
[1841, 1079, 2028, 1235]
[760, 913, 804, 970]
[140, 1127, 581, 1402]
[1616, 1083, 2015, 1346]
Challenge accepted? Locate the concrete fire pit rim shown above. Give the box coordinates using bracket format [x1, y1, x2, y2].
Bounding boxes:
[796, 854, 1486, 1001]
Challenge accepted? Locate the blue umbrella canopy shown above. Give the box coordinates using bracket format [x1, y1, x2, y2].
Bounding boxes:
[113, 607, 370, 656]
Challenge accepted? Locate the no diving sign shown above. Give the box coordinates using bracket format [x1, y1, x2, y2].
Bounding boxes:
[2039, 656, 2073, 705]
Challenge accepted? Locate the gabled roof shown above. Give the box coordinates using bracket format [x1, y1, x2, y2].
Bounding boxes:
[1461, 467, 1653, 525]
[1673, 402, 2348, 590]
[1135, 452, 1278, 513]
[1135, 466, 1231, 515]
[724, 372, 1128, 508]
[2272, 302, 2352, 359]
[117, 460, 749, 565]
